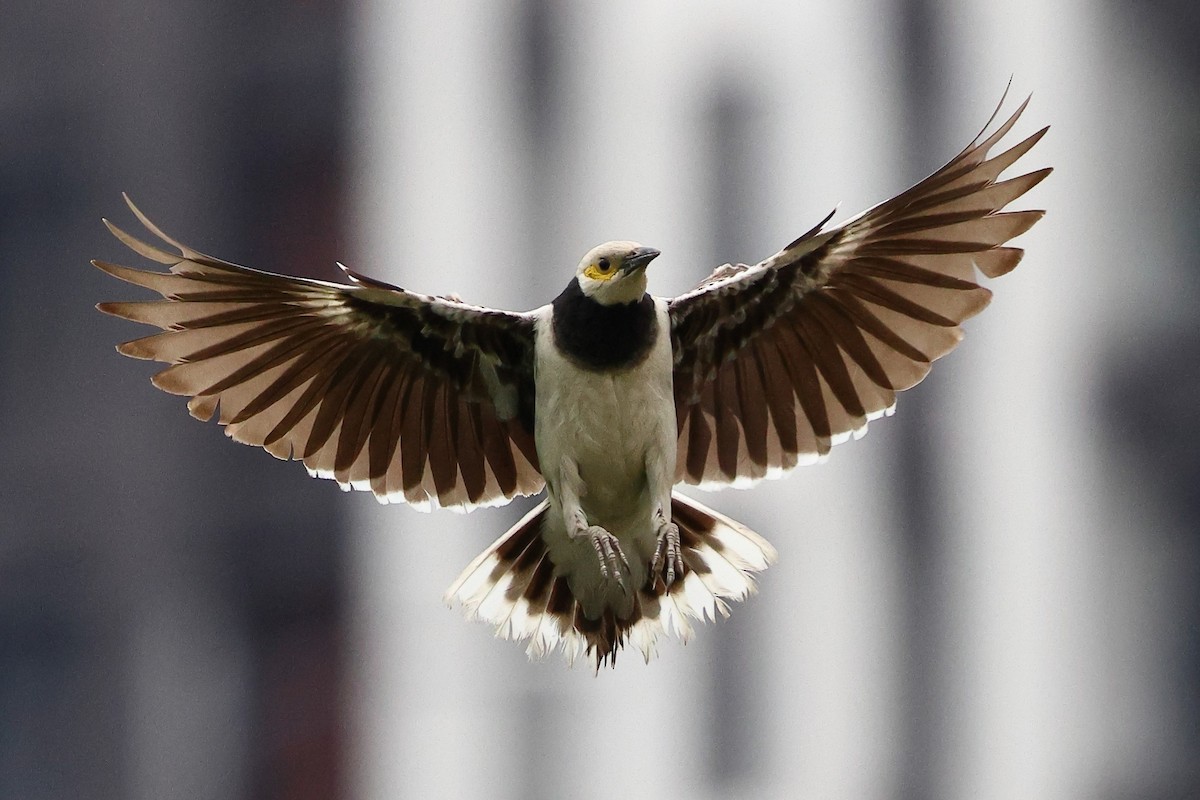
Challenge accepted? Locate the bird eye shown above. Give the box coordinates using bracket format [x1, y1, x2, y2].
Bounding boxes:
[598, 257, 612, 272]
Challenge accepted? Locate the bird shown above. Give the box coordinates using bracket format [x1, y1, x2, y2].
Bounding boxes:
[95, 92, 1050, 668]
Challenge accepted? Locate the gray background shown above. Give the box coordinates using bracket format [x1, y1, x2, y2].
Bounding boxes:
[2, 1, 1197, 798]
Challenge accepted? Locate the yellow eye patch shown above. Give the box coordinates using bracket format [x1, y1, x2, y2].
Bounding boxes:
[583, 258, 618, 281]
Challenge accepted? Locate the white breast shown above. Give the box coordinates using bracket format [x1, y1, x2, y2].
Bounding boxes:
[533, 298, 676, 532]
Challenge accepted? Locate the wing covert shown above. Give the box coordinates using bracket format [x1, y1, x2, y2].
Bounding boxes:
[96, 196, 543, 511]
[669, 93, 1050, 489]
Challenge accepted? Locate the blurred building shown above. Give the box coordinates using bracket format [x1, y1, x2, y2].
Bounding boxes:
[1, 2, 1198, 799]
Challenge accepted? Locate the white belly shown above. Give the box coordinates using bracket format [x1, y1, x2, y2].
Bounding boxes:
[532, 299, 676, 608]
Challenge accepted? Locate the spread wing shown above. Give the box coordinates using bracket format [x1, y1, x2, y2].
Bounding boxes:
[96, 196, 543, 511]
[669, 94, 1051, 488]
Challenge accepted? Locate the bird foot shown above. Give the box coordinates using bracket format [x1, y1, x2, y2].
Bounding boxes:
[586, 525, 630, 587]
[649, 521, 682, 589]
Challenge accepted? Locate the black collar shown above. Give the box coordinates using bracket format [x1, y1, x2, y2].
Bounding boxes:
[551, 279, 657, 371]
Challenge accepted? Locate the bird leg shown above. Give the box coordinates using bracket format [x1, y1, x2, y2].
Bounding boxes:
[649, 505, 682, 589]
[644, 447, 682, 589]
[559, 458, 629, 586]
[585, 524, 630, 587]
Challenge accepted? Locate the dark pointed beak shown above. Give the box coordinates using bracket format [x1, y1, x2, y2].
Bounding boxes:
[622, 246, 661, 273]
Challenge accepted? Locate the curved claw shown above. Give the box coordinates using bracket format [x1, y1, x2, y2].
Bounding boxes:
[587, 525, 630, 587]
[649, 521, 683, 589]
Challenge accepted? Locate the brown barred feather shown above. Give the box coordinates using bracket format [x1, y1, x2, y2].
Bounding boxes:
[905, 167, 1050, 220]
[479, 406, 519, 496]
[848, 256, 982, 290]
[181, 316, 319, 362]
[775, 322, 832, 442]
[829, 291, 933, 365]
[507, 420, 541, 475]
[98, 299, 281, 329]
[456, 401, 488, 504]
[757, 338, 800, 455]
[830, 273, 959, 327]
[227, 371, 314, 452]
[399, 377, 429, 493]
[226, 330, 348, 422]
[335, 354, 390, 474]
[300, 355, 369, 458]
[685, 403, 712, 483]
[368, 371, 408, 490]
[427, 381, 459, 498]
[96, 195, 542, 511]
[735, 353, 769, 468]
[793, 310, 867, 421]
[713, 366, 741, 479]
[805, 293, 894, 389]
[669, 93, 1049, 487]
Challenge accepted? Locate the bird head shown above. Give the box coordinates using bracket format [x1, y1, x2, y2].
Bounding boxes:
[574, 241, 661, 305]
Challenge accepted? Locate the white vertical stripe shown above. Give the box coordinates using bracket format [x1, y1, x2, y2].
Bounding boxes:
[733, 5, 906, 798]
[345, 3, 531, 799]
[935, 3, 1157, 798]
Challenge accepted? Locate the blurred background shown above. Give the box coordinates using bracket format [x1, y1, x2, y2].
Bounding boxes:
[2, 1, 1198, 798]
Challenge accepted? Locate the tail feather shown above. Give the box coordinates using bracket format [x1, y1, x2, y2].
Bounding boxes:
[445, 492, 777, 668]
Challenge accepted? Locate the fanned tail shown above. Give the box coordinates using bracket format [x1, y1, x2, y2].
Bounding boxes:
[444, 492, 776, 668]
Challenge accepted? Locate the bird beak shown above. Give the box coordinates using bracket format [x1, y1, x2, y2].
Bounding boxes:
[622, 247, 661, 274]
